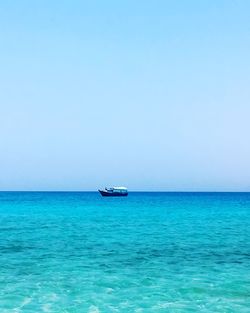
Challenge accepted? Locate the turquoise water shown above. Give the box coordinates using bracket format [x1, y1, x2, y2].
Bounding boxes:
[0, 192, 249, 313]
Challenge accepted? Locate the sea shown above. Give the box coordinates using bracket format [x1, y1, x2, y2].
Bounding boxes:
[0, 192, 249, 313]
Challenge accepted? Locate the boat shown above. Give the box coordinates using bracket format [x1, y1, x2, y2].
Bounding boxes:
[99, 187, 128, 197]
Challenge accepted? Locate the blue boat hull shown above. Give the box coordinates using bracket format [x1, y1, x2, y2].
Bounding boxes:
[99, 190, 128, 197]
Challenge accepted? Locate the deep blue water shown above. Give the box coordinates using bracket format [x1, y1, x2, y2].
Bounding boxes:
[0, 192, 249, 312]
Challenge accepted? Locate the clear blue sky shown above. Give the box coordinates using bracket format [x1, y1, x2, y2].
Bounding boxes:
[0, 1, 249, 191]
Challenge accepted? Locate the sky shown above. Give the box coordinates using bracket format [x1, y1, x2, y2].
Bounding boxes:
[0, 0, 250, 191]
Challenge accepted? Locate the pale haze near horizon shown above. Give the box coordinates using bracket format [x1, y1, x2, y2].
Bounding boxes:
[0, 1, 250, 191]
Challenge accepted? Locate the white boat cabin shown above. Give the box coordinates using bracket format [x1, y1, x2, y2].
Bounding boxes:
[106, 187, 128, 194]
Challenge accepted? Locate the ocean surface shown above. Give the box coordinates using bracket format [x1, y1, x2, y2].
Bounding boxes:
[0, 192, 249, 313]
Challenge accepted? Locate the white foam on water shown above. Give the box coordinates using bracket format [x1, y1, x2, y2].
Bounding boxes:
[20, 297, 32, 307]
[12, 297, 32, 313]
[89, 305, 100, 313]
[42, 303, 51, 312]
[105, 287, 114, 294]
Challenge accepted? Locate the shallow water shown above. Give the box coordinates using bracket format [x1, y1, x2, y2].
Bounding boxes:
[0, 192, 249, 312]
